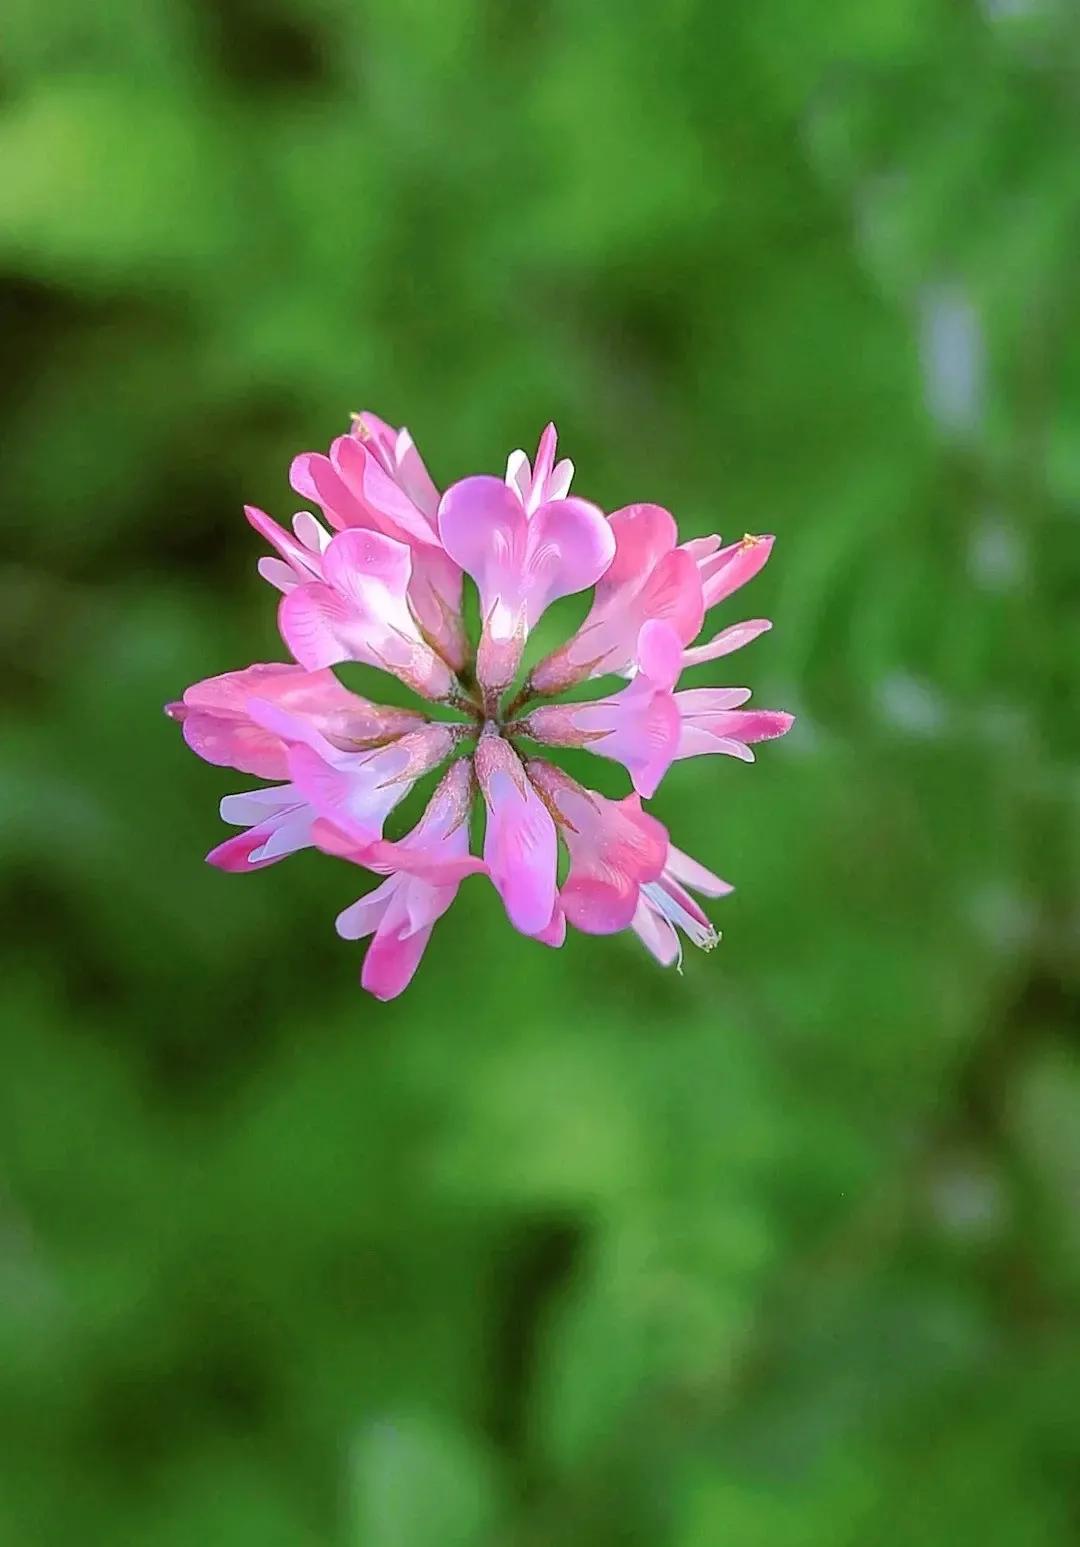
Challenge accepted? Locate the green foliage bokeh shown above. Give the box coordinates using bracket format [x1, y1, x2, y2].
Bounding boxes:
[2, 1, 1079, 1542]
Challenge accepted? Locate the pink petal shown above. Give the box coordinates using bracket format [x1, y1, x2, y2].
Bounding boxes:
[530, 533, 702, 694]
[635, 618, 684, 690]
[218, 785, 303, 825]
[718, 709, 794, 743]
[286, 743, 406, 846]
[407, 544, 468, 673]
[567, 689, 681, 799]
[322, 526, 413, 605]
[172, 663, 420, 782]
[361, 919, 435, 1000]
[528, 764, 668, 934]
[315, 759, 482, 885]
[676, 726, 756, 762]
[530, 423, 558, 504]
[352, 412, 440, 518]
[596, 504, 678, 594]
[391, 428, 441, 518]
[665, 845, 733, 898]
[208, 790, 314, 871]
[561, 874, 643, 934]
[677, 707, 794, 761]
[698, 534, 774, 609]
[633, 547, 705, 645]
[675, 687, 753, 713]
[631, 897, 680, 965]
[171, 662, 311, 779]
[523, 496, 616, 625]
[289, 454, 320, 503]
[437, 476, 527, 621]
[536, 900, 567, 948]
[474, 732, 557, 937]
[258, 557, 301, 592]
[681, 618, 772, 667]
[278, 582, 366, 672]
[206, 829, 281, 872]
[245, 505, 322, 584]
[331, 435, 435, 545]
[336, 881, 394, 940]
[307, 450, 378, 533]
[680, 535, 722, 562]
[280, 529, 454, 699]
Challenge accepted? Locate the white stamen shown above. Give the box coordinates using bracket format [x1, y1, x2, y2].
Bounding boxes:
[640, 882, 719, 952]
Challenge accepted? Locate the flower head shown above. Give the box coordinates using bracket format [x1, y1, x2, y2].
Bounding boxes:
[168, 412, 792, 998]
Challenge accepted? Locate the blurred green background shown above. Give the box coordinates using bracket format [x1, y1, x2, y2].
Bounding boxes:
[3, 1, 1080, 1542]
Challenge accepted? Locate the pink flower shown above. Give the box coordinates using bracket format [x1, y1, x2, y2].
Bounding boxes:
[263, 416, 467, 671]
[529, 503, 703, 693]
[279, 714, 463, 850]
[631, 845, 733, 968]
[278, 527, 457, 702]
[210, 714, 456, 871]
[521, 620, 683, 798]
[246, 506, 332, 594]
[349, 410, 441, 522]
[165, 662, 429, 871]
[437, 425, 615, 700]
[313, 761, 486, 1001]
[169, 412, 792, 999]
[165, 662, 424, 779]
[527, 761, 668, 933]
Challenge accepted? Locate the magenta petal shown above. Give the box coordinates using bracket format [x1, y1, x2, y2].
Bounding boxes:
[720, 709, 794, 743]
[361, 919, 435, 1000]
[206, 828, 281, 872]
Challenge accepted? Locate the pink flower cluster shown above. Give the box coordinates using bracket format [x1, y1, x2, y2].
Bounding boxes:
[167, 413, 792, 999]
